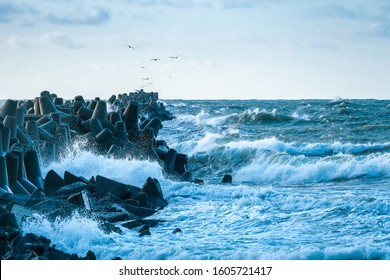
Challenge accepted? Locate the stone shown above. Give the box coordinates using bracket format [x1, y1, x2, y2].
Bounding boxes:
[142, 177, 163, 199]
[221, 174, 232, 184]
[57, 182, 95, 198]
[95, 175, 141, 199]
[44, 170, 63, 196]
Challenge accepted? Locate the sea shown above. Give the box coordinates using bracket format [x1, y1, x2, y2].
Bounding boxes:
[4, 98, 390, 260]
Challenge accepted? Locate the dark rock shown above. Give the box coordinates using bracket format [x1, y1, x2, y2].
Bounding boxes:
[66, 190, 93, 210]
[172, 228, 182, 234]
[144, 118, 162, 137]
[138, 224, 149, 233]
[180, 171, 193, 182]
[77, 107, 93, 120]
[3, 115, 18, 138]
[98, 221, 123, 235]
[138, 230, 151, 237]
[0, 99, 18, 118]
[110, 112, 122, 125]
[24, 150, 44, 191]
[133, 193, 149, 207]
[122, 204, 157, 219]
[64, 171, 92, 186]
[221, 174, 232, 184]
[193, 178, 204, 185]
[163, 148, 177, 170]
[95, 175, 141, 199]
[27, 197, 75, 214]
[96, 211, 135, 223]
[57, 182, 95, 198]
[142, 177, 163, 199]
[44, 169, 64, 196]
[85, 250, 97, 260]
[108, 95, 116, 105]
[123, 101, 139, 132]
[106, 144, 122, 158]
[0, 212, 20, 230]
[39, 95, 58, 116]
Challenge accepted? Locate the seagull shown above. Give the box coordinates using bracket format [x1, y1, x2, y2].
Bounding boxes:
[141, 77, 151, 81]
[169, 55, 180, 59]
[150, 58, 160, 62]
[126, 44, 135, 49]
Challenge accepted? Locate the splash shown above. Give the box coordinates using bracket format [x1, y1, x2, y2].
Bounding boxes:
[42, 149, 164, 187]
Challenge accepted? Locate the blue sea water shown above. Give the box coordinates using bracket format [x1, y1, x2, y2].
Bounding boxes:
[17, 99, 390, 259]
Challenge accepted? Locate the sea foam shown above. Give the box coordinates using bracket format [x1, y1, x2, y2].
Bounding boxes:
[42, 150, 164, 187]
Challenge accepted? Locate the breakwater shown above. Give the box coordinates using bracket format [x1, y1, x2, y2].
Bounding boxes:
[0, 90, 194, 259]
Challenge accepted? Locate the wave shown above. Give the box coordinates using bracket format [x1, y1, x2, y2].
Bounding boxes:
[42, 150, 164, 187]
[226, 108, 296, 124]
[171, 135, 390, 184]
[271, 245, 389, 260]
[21, 212, 118, 260]
[235, 151, 390, 185]
[173, 107, 311, 130]
[175, 134, 390, 157]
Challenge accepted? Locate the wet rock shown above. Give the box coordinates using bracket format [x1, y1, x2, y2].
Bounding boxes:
[63, 171, 92, 186]
[142, 177, 163, 199]
[44, 169, 63, 196]
[221, 174, 232, 184]
[57, 182, 95, 198]
[66, 190, 93, 210]
[138, 230, 151, 237]
[95, 175, 141, 199]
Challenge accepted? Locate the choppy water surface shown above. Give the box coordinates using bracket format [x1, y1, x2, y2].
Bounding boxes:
[21, 99, 390, 259]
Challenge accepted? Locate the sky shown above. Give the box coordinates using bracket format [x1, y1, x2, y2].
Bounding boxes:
[0, 0, 390, 100]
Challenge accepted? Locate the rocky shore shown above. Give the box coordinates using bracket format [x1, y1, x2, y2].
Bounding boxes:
[0, 90, 198, 260]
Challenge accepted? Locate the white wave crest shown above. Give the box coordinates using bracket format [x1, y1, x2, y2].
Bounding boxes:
[42, 150, 164, 187]
[235, 152, 390, 185]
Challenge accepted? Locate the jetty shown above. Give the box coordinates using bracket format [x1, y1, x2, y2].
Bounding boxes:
[0, 90, 198, 259]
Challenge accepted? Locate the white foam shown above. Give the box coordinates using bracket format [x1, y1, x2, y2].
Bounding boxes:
[172, 132, 224, 156]
[21, 212, 117, 259]
[235, 151, 390, 185]
[42, 150, 163, 187]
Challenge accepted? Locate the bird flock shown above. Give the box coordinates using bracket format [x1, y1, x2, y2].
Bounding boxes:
[125, 43, 181, 91]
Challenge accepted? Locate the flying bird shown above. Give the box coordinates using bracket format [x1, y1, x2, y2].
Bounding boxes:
[169, 55, 180, 59]
[126, 44, 135, 49]
[150, 58, 160, 61]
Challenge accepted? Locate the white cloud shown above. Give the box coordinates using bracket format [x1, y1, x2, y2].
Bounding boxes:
[41, 31, 85, 49]
[45, 6, 111, 25]
[6, 36, 30, 47]
[0, 2, 110, 26]
[123, 0, 282, 10]
[0, 2, 38, 24]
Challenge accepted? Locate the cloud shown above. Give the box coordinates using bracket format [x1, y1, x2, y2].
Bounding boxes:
[45, 7, 111, 25]
[0, 2, 110, 25]
[123, 0, 282, 10]
[308, 3, 390, 40]
[6, 36, 31, 47]
[308, 4, 367, 20]
[354, 22, 390, 39]
[41, 31, 85, 49]
[0, 2, 38, 24]
[0, 2, 20, 23]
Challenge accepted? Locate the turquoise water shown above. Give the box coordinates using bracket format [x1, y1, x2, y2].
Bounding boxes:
[19, 99, 390, 259]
